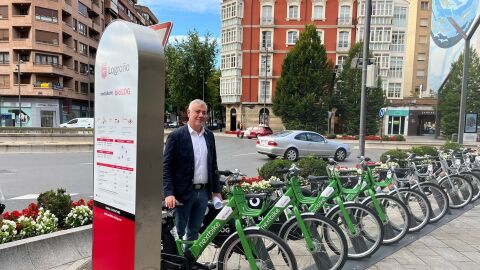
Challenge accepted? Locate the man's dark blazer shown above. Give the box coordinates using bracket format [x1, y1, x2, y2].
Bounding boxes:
[163, 125, 221, 203]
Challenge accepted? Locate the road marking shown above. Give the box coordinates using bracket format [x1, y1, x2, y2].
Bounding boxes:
[9, 193, 80, 200]
[79, 163, 93, 165]
[232, 153, 257, 157]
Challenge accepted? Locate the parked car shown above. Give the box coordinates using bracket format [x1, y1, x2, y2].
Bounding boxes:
[256, 130, 351, 161]
[240, 125, 273, 139]
[59, 118, 94, 128]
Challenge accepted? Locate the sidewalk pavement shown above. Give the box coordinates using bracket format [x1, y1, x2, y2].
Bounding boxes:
[368, 203, 480, 270]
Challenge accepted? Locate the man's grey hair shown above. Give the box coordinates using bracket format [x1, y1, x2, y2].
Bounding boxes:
[188, 99, 207, 111]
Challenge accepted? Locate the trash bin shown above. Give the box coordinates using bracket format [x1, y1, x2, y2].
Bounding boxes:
[451, 133, 458, 142]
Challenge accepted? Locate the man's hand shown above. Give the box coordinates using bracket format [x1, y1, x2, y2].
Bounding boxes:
[212, 193, 222, 201]
[165, 195, 176, 209]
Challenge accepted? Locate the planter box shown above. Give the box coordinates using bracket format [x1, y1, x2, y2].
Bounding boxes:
[0, 225, 92, 270]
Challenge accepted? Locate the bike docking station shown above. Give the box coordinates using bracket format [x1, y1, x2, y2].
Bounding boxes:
[92, 20, 171, 269]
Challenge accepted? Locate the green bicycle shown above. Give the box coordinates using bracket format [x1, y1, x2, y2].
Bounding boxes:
[160, 170, 298, 270]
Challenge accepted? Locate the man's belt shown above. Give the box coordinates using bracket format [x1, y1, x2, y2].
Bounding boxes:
[193, 183, 207, 190]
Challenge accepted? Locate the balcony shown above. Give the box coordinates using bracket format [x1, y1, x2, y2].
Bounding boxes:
[260, 17, 274, 26]
[62, 21, 74, 35]
[91, 0, 102, 15]
[33, 62, 64, 74]
[11, 38, 32, 49]
[62, 43, 75, 56]
[337, 17, 356, 26]
[259, 44, 273, 52]
[91, 22, 102, 34]
[62, 0, 73, 14]
[336, 43, 350, 52]
[259, 68, 272, 77]
[11, 15, 32, 26]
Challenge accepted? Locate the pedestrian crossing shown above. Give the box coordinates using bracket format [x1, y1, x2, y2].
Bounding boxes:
[8, 193, 82, 200]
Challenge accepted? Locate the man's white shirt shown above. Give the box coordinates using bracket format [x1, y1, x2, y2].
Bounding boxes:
[188, 124, 208, 184]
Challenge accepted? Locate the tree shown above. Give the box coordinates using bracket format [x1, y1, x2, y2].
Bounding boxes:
[165, 30, 218, 114]
[438, 48, 480, 136]
[334, 42, 385, 135]
[273, 24, 333, 133]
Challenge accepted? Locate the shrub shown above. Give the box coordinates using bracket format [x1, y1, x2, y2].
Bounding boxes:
[327, 133, 337, 139]
[381, 135, 390, 141]
[257, 159, 293, 180]
[379, 149, 408, 166]
[395, 134, 405, 141]
[441, 141, 461, 152]
[410, 146, 438, 156]
[37, 189, 71, 228]
[297, 156, 327, 178]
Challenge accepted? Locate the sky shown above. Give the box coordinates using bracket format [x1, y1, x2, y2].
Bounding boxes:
[137, 0, 222, 43]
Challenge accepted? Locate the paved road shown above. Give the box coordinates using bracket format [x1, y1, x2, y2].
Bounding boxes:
[0, 135, 383, 211]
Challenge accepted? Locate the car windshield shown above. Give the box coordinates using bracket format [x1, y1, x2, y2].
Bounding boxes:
[271, 131, 293, 137]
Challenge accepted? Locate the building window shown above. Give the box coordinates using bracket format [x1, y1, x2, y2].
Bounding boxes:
[35, 53, 59, 66]
[316, 29, 324, 44]
[260, 54, 272, 75]
[73, 19, 77, 31]
[0, 52, 8, 64]
[80, 82, 88, 94]
[221, 53, 240, 70]
[339, 5, 350, 24]
[35, 30, 59, 45]
[78, 2, 88, 17]
[393, 6, 407, 27]
[416, 69, 425, 77]
[222, 2, 238, 20]
[259, 80, 272, 103]
[78, 22, 87, 36]
[0, 6, 8, 19]
[389, 56, 403, 78]
[420, 1, 429, 10]
[288, 5, 299, 20]
[420, 18, 428, 27]
[338, 31, 349, 48]
[80, 62, 89, 74]
[35, 7, 58, 23]
[287, 30, 298, 44]
[312, 5, 324, 20]
[0, 29, 8, 41]
[391, 31, 405, 52]
[0, 74, 9, 87]
[222, 27, 239, 44]
[387, 83, 401, 98]
[371, 27, 391, 42]
[336, 55, 347, 72]
[79, 42, 88, 55]
[261, 5, 273, 24]
[261, 30, 273, 49]
[417, 53, 426, 61]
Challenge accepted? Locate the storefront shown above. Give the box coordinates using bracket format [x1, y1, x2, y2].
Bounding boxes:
[408, 109, 436, 136]
[0, 98, 61, 127]
[384, 107, 409, 135]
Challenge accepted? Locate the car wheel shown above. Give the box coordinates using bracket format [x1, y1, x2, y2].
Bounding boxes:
[335, 148, 347, 162]
[267, 154, 277, 160]
[284, 148, 298, 161]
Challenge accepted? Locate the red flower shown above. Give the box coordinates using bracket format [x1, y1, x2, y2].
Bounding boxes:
[22, 203, 39, 219]
[10, 210, 21, 220]
[87, 199, 94, 210]
[3, 211, 10, 220]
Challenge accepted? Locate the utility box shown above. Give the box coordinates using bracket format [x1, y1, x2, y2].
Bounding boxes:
[366, 64, 378, 88]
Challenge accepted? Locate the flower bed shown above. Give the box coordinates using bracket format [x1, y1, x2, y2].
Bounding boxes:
[1, 198, 93, 244]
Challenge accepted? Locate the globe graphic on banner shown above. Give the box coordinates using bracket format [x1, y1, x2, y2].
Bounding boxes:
[431, 0, 478, 48]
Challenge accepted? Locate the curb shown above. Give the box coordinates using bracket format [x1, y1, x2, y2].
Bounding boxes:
[0, 144, 93, 153]
[0, 225, 92, 270]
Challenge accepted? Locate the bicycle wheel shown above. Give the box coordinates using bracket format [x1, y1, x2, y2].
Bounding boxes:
[438, 175, 473, 209]
[217, 228, 298, 270]
[279, 213, 348, 270]
[389, 188, 431, 232]
[412, 182, 449, 222]
[362, 194, 410, 244]
[460, 172, 480, 202]
[325, 202, 384, 259]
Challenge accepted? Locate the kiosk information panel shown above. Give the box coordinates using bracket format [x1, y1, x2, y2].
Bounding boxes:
[93, 20, 169, 270]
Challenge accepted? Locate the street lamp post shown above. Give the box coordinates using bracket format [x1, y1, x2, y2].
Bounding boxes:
[262, 46, 268, 125]
[359, 0, 372, 156]
[16, 55, 23, 128]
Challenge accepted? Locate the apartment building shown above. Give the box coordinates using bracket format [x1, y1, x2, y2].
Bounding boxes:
[220, 0, 358, 131]
[0, 0, 156, 127]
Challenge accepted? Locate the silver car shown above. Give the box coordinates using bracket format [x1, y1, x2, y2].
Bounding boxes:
[256, 130, 351, 161]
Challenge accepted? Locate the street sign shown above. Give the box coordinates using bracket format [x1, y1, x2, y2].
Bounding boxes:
[378, 108, 386, 118]
[150, 22, 173, 47]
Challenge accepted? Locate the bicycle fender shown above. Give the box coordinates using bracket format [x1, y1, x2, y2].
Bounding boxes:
[277, 212, 317, 238]
[386, 187, 411, 196]
[325, 202, 362, 219]
[218, 226, 261, 252]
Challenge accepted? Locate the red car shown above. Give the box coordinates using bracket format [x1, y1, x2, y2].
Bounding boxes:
[240, 125, 273, 139]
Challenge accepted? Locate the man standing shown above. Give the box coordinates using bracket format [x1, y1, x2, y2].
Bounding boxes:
[163, 99, 222, 244]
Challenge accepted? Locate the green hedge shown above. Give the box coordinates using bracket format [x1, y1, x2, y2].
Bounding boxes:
[441, 141, 461, 152]
[257, 159, 293, 180]
[410, 146, 438, 156]
[257, 156, 328, 180]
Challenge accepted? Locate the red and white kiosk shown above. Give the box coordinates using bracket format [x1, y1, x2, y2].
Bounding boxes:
[92, 21, 171, 269]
